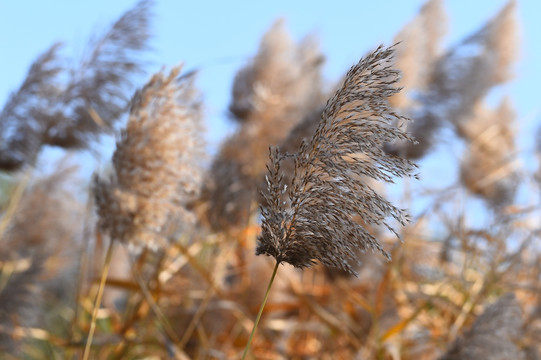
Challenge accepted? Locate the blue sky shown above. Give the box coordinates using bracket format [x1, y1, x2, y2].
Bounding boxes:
[1, 0, 540, 228]
[2, 0, 539, 150]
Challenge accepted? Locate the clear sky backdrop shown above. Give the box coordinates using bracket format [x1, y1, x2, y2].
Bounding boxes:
[0, 2, 537, 340]
[1, 0, 540, 150]
[1, 0, 540, 228]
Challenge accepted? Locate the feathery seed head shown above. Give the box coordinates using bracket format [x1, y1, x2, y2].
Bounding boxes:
[256, 45, 418, 275]
[0, 0, 151, 171]
[459, 98, 518, 206]
[439, 293, 524, 360]
[94, 65, 204, 251]
[202, 19, 325, 231]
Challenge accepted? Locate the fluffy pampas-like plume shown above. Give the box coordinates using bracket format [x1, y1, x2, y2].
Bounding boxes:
[0, 0, 151, 171]
[0, 164, 83, 353]
[386, 0, 518, 160]
[459, 98, 518, 206]
[256, 45, 418, 275]
[93, 65, 204, 251]
[439, 293, 524, 360]
[201, 20, 325, 232]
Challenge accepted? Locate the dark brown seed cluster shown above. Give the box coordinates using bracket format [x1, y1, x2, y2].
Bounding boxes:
[257, 45, 418, 275]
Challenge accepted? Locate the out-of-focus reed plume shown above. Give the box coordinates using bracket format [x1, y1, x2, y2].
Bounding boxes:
[387, 0, 518, 160]
[201, 19, 325, 231]
[445, 0, 518, 139]
[0, 0, 151, 171]
[390, 0, 447, 110]
[0, 44, 63, 171]
[0, 164, 83, 353]
[43, 0, 152, 148]
[93, 65, 204, 251]
[439, 293, 525, 360]
[459, 98, 518, 206]
[257, 45, 418, 275]
[228, 19, 324, 126]
[385, 0, 446, 160]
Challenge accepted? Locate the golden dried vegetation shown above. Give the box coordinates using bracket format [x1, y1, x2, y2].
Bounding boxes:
[1, 0, 540, 359]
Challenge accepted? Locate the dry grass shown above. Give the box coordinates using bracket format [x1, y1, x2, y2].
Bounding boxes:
[1, 0, 539, 359]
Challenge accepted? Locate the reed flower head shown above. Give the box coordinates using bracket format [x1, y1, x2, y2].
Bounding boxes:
[440, 293, 524, 360]
[390, 0, 447, 110]
[256, 45, 418, 275]
[202, 19, 325, 231]
[0, 0, 151, 171]
[93, 65, 204, 251]
[0, 164, 83, 353]
[459, 98, 518, 206]
[386, 0, 518, 160]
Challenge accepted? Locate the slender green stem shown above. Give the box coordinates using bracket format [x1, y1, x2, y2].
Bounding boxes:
[82, 239, 115, 360]
[0, 170, 31, 240]
[241, 260, 280, 360]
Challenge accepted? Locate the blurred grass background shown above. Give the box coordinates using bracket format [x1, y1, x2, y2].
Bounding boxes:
[1, 1, 541, 359]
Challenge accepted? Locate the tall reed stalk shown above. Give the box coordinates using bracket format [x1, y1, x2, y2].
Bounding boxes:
[242, 44, 418, 357]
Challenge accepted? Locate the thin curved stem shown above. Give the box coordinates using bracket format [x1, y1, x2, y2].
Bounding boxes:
[241, 260, 280, 360]
[82, 239, 115, 360]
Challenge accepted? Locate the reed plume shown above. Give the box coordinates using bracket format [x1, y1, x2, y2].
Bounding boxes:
[93, 65, 204, 251]
[383, 0, 446, 160]
[87, 65, 203, 359]
[242, 44, 417, 359]
[445, 0, 518, 139]
[0, 164, 83, 353]
[439, 293, 524, 360]
[201, 19, 325, 231]
[257, 45, 417, 274]
[228, 18, 324, 126]
[390, 0, 447, 110]
[387, 0, 518, 160]
[0, 44, 63, 171]
[42, 0, 152, 148]
[0, 0, 151, 171]
[459, 98, 518, 206]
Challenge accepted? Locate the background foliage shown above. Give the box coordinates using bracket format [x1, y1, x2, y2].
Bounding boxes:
[1, 1, 540, 359]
